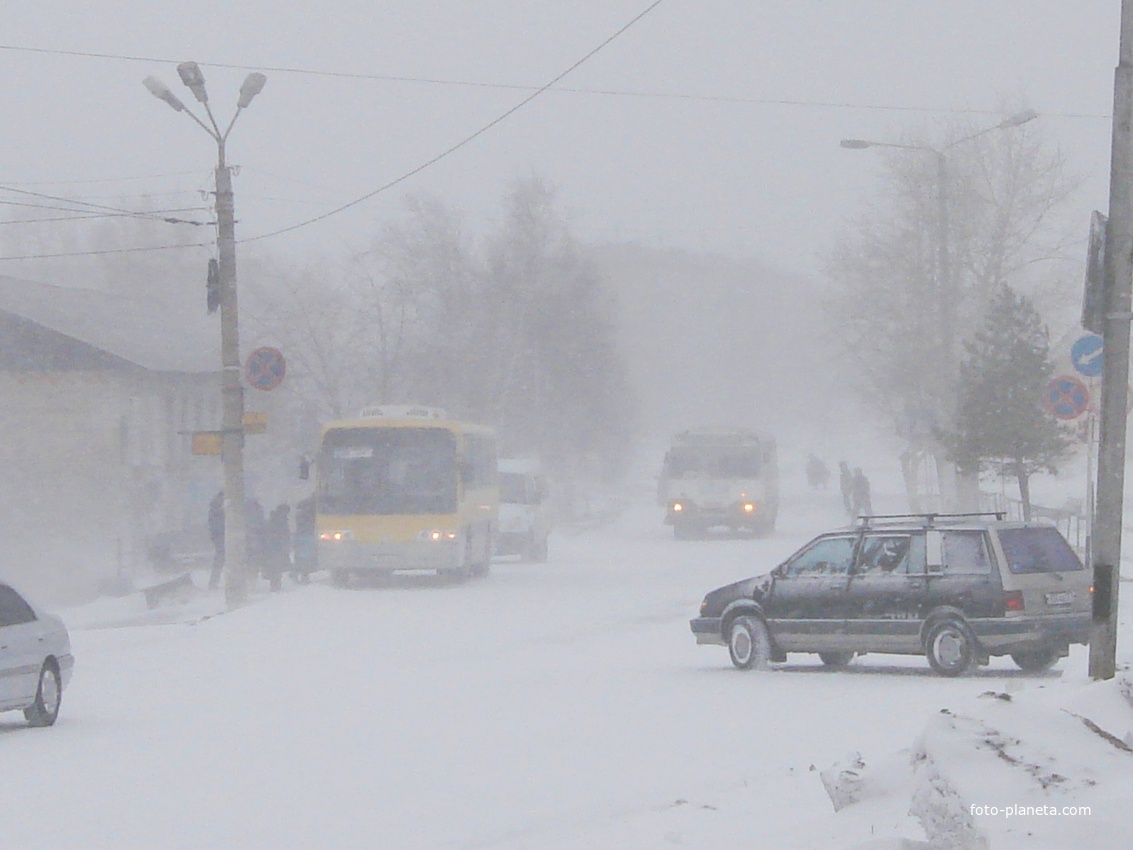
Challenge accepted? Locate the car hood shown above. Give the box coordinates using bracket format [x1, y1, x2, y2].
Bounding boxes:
[702, 572, 774, 614]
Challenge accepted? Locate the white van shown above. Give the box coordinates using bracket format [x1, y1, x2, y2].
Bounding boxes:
[495, 459, 552, 562]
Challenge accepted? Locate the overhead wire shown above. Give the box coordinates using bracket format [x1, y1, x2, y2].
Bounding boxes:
[0, 42, 1110, 120]
[241, 0, 668, 243]
[0, 185, 211, 226]
[0, 2, 666, 260]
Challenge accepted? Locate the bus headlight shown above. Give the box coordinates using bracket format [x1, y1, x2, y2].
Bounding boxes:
[319, 530, 354, 542]
[742, 502, 756, 514]
[418, 530, 458, 542]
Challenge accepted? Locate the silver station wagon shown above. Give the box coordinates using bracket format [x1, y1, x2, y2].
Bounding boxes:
[0, 581, 74, 726]
[690, 513, 1093, 676]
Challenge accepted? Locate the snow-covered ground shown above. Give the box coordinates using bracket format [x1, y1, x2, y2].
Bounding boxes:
[2, 465, 1130, 849]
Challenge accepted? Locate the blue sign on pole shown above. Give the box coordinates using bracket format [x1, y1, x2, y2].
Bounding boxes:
[1071, 333, 1104, 378]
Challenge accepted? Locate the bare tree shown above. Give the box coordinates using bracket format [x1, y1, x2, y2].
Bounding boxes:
[827, 111, 1078, 510]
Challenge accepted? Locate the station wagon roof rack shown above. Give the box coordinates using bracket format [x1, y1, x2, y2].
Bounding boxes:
[855, 511, 1006, 529]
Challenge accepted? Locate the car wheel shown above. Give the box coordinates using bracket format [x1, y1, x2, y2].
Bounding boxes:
[24, 661, 61, 727]
[330, 569, 349, 588]
[818, 651, 855, 668]
[925, 620, 978, 677]
[1010, 649, 1060, 673]
[728, 615, 771, 671]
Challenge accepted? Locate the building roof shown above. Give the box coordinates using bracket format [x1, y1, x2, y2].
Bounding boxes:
[0, 274, 221, 373]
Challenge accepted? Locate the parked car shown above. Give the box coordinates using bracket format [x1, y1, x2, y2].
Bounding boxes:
[495, 459, 552, 562]
[0, 581, 74, 726]
[690, 513, 1092, 676]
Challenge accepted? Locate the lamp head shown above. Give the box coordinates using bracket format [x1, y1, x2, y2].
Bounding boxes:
[237, 73, 267, 109]
[840, 139, 873, 150]
[177, 62, 209, 104]
[143, 76, 187, 112]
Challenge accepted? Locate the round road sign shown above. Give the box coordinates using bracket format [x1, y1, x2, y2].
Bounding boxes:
[1070, 334, 1104, 378]
[245, 346, 286, 391]
[1045, 375, 1089, 420]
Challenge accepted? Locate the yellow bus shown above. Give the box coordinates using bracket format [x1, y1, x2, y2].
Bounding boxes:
[313, 405, 498, 585]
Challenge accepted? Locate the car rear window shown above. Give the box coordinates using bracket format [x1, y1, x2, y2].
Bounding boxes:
[996, 527, 1084, 574]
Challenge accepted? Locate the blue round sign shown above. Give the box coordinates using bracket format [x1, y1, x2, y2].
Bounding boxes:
[245, 347, 286, 391]
[1045, 375, 1089, 420]
[1071, 334, 1104, 378]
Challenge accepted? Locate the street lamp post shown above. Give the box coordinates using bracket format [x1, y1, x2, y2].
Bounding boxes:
[144, 63, 266, 606]
[840, 111, 1037, 509]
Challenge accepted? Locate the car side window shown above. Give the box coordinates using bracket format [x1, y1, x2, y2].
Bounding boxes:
[941, 531, 992, 575]
[856, 534, 924, 575]
[0, 584, 37, 627]
[785, 537, 855, 577]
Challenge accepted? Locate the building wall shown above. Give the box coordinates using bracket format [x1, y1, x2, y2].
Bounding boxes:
[0, 369, 219, 603]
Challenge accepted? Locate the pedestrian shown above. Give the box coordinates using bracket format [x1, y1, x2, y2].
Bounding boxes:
[245, 495, 267, 583]
[207, 490, 225, 590]
[851, 468, 873, 520]
[838, 462, 853, 517]
[263, 503, 291, 592]
[291, 496, 316, 584]
[806, 454, 830, 490]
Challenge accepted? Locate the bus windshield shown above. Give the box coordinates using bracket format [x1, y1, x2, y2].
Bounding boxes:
[318, 427, 457, 515]
[666, 447, 762, 479]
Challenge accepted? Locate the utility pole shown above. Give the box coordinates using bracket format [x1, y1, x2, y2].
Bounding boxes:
[144, 64, 266, 607]
[214, 146, 249, 607]
[1090, 0, 1133, 680]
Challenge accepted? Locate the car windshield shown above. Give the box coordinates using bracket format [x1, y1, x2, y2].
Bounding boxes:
[996, 526, 1084, 574]
[318, 427, 457, 515]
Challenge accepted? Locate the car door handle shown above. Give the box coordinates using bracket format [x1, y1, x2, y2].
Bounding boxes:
[908, 580, 925, 589]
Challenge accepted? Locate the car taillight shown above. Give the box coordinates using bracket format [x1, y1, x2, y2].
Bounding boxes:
[1004, 590, 1025, 612]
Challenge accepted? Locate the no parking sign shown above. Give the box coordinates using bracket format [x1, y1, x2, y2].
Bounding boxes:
[1044, 375, 1089, 420]
[245, 347, 286, 391]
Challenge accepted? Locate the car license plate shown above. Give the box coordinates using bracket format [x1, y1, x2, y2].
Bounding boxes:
[1045, 590, 1075, 606]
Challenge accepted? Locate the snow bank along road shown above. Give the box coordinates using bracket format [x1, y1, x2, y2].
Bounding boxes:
[0, 502, 1111, 849]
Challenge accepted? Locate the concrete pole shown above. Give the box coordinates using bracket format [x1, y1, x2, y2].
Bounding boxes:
[215, 145, 249, 607]
[1089, 0, 1133, 680]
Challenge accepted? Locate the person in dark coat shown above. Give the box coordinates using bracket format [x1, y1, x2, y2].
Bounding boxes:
[263, 503, 291, 592]
[851, 468, 873, 520]
[806, 454, 830, 490]
[291, 496, 316, 584]
[838, 462, 853, 517]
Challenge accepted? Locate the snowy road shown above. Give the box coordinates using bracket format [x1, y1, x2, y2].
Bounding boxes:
[0, 490, 1101, 849]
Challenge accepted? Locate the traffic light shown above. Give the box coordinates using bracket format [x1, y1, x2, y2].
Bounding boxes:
[207, 258, 220, 314]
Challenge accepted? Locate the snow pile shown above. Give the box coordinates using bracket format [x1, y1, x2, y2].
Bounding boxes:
[823, 670, 1133, 849]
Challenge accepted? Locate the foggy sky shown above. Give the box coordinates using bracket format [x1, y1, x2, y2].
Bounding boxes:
[0, 2, 1119, 278]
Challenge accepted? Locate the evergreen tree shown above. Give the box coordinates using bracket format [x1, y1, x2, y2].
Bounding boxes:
[939, 284, 1071, 518]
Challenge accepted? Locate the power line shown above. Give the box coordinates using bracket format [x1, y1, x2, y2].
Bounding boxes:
[0, 41, 1106, 120]
[242, 0, 669, 244]
[0, 241, 211, 261]
[0, 185, 210, 226]
[0, 169, 205, 186]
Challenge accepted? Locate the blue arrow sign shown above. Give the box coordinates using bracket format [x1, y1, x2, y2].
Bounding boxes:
[1071, 334, 1104, 378]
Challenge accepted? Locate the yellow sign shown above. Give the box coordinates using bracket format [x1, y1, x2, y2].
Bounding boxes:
[243, 411, 268, 434]
[191, 432, 223, 456]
